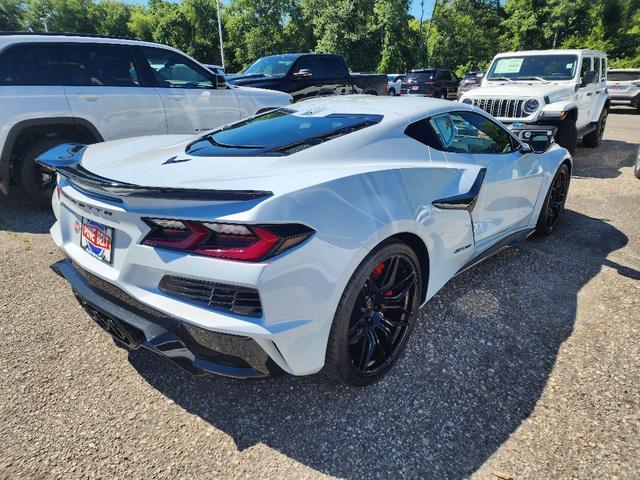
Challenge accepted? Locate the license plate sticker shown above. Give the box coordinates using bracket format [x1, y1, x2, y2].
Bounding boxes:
[81, 218, 114, 263]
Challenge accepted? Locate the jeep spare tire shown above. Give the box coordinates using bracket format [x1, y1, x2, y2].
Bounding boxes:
[555, 117, 577, 154]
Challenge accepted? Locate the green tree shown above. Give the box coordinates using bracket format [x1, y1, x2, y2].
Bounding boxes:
[374, 0, 412, 72]
[1, 0, 25, 30]
[23, 0, 97, 33]
[93, 0, 132, 37]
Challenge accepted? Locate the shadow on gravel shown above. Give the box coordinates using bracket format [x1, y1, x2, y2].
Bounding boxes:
[128, 210, 633, 480]
[0, 190, 54, 234]
[572, 139, 637, 179]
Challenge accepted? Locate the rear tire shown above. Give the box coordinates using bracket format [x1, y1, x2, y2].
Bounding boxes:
[323, 241, 423, 386]
[634, 154, 640, 179]
[388, 87, 396, 96]
[535, 164, 570, 237]
[18, 137, 72, 207]
[555, 118, 577, 154]
[583, 107, 608, 148]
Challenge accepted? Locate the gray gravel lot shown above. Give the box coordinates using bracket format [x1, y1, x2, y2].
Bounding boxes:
[1, 108, 639, 480]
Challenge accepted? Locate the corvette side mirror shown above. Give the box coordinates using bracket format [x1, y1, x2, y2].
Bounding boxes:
[215, 74, 227, 89]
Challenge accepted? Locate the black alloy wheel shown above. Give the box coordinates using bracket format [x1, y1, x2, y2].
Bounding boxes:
[323, 241, 423, 386]
[535, 163, 570, 236]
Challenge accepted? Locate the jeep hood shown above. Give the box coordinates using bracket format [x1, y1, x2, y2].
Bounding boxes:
[465, 82, 575, 102]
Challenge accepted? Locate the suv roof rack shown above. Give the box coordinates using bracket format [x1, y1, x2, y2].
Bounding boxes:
[0, 31, 140, 41]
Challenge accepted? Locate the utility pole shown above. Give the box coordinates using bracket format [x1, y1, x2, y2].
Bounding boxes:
[215, 0, 225, 69]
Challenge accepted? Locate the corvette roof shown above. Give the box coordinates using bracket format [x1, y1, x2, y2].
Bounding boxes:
[287, 96, 475, 126]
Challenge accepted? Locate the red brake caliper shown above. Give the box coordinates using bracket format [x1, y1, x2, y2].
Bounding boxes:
[372, 262, 393, 297]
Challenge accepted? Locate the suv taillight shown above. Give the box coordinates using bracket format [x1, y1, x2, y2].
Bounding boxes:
[142, 218, 314, 261]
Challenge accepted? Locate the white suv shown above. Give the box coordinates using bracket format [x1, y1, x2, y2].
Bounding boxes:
[0, 33, 292, 205]
[460, 49, 610, 154]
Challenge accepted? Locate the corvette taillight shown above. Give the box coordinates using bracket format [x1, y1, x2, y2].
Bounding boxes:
[141, 218, 314, 261]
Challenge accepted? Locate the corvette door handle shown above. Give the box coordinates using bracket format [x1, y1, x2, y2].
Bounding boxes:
[432, 168, 486, 212]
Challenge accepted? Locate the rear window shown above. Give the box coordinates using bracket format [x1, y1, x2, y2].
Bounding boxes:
[187, 109, 383, 156]
[405, 71, 435, 82]
[608, 71, 640, 82]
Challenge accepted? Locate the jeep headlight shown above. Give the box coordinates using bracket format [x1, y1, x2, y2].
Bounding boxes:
[462, 98, 473, 105]
[523, 98, 540, 114]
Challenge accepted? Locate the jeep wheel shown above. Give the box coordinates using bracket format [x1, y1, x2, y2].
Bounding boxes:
[387, 87, 396, 96]
[583, 107, 608, 148]
[18, 138, 71, 207]
[555, 117, 577, 154]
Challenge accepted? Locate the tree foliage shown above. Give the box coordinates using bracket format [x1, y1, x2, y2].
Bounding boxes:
[2, 0, 638, 73]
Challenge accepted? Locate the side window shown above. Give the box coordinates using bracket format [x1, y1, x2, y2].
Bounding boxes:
[293, 56, 322, 78]
[594, 57, 602, 81]
[57, 44, 140, 87]
[600, 58, 607, 81]
[0, 44, 61, 86]
[439, 70, 451, 81]
[140, 47, 213, 89]
[321, 57, 347, 79]
[428, 111, 515, 154]
[580, 57, 592, 81]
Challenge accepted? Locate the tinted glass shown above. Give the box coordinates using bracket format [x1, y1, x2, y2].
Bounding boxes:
[608, 71, 640, 81]
[427, 111, 514, 154]
[321, 57, 346, 78]
[293, 57, 322, 77]
[488, 55, 578, 80]
[405, 71, 435, 82]
[439, 70, 451, 81]
[141, 47, 213, 89]
[243, 55, 296, 76]
[0, 44, 62, 86]
[580, 57, 592, 79]
[57, 43, 140, 87]
[187, 110, 383, 156]
[594, 57, 602, 80]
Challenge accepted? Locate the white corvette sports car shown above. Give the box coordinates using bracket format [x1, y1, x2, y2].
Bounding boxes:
[41, 96, 572, 386]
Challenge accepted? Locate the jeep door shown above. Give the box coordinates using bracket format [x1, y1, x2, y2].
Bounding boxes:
[138, 46, 241, 134]
[60, 43, 167, 141]
[427, 111, 543, 244]
[577, 55, 597, 127]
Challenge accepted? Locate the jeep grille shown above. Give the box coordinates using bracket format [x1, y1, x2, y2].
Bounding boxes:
[472, 98, 525, 118]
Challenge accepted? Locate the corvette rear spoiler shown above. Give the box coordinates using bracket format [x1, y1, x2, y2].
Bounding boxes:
[36, 143, 273, 202]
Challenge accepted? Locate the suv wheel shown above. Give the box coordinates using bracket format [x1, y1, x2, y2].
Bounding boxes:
[583, 107, 608, 148]
[18, 137, 71, 207]
[388, 87, 396, 96]
[555, 117, 577, 154]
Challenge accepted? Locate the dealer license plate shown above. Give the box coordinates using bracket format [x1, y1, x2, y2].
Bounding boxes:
[81, 218, 114, 263]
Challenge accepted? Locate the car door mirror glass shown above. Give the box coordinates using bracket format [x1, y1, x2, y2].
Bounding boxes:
[215, 74, 227, 89]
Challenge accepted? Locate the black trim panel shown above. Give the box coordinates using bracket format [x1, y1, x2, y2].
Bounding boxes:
[432, 168, 486, 212]
[456, 227, 534, 276]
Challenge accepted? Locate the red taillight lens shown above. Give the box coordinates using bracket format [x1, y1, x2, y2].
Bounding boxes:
[142, 219, 314, 262]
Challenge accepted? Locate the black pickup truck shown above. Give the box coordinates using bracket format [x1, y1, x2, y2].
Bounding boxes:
[227, 53, 387, 101]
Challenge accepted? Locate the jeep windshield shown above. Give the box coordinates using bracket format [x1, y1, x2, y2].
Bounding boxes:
[487, 55, 578, 81]
[242, 55, 297, 77]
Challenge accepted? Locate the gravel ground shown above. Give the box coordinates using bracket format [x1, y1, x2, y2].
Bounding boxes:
[1, 108, 638, 480]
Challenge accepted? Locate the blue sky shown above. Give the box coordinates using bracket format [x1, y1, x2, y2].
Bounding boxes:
[122, 0, 438, 20]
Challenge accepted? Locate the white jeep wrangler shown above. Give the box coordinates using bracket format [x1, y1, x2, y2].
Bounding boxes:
[460, 49, 610, 154]
[0, 33, 292, 205]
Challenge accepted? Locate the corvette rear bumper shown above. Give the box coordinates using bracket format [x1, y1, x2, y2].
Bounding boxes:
[51, 258, 282, 379]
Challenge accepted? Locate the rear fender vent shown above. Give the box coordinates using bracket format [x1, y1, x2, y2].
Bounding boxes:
[159, 276, 262, 317]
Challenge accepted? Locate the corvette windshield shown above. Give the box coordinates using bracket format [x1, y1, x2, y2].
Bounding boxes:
[187, 109, 383, 156]
[242, 55, 297, 76]
[487, 55, 578, 81]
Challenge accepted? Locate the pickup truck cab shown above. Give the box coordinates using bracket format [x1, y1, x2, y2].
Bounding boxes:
[227, 53, 387, 101]
[460, 49, 609, 153]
